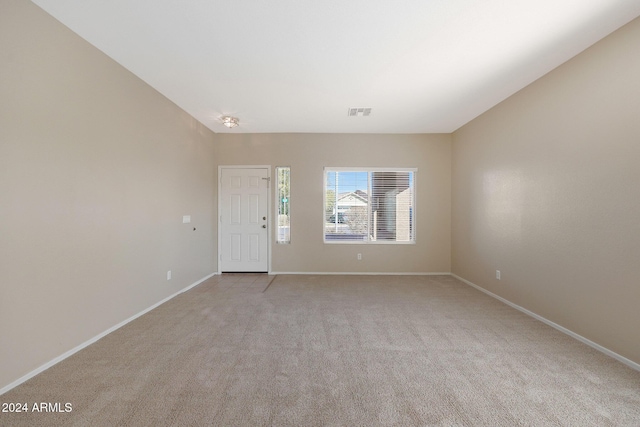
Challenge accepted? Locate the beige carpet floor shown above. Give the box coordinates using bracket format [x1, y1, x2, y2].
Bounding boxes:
[2, 274, 639, 426]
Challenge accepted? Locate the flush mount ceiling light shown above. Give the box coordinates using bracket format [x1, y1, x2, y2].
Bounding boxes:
[221, 116, 239, 128]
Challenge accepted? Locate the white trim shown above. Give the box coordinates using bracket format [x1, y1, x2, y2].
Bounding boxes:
[323, 240, 417, 245]
[324, 167, 418, 173]
[0, 272, 216, 396]
[452, 273, 640, 372]
[270, 271, 450, 276]
[274, 166, 291, 245]
[218, 165, 272, 169]
[7, 271, 635, 396]
[218, 165, 272, 274]
[323, 167, 417, 245]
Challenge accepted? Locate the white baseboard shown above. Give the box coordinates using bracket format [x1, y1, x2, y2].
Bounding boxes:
[8, 271, 633, 396]
[270, 271, 451, 276]
[0, 272, 217, 396]
[451, 273, 640, 372]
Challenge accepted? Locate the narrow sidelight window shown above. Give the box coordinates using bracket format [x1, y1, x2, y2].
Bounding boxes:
[276, 167, 291, 243]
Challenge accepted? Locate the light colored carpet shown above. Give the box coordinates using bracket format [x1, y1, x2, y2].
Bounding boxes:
[2, 274, 639, 426]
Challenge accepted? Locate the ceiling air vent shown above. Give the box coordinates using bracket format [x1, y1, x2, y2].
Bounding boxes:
[347, 108, 372, 117]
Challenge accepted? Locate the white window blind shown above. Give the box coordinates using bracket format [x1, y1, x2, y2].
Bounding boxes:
[324, 168, 416, 243]
[276, 167, 290, 244]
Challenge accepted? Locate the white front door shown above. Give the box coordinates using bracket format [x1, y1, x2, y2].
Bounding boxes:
[219, 167, 269, 272]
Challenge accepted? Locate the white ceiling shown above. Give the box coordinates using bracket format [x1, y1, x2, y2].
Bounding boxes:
[31, 0, 640, 134]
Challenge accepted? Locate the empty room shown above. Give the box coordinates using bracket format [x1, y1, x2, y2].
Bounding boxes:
[1, 0, 639, 425]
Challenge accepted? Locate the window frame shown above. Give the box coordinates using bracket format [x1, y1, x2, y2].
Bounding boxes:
[323, 167, 417, 245]
[275, 166, 291, 244]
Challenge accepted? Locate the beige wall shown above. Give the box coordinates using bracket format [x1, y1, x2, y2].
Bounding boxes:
[0, 0, 216, 390]
[3, 0, 637, 395]
[452, 17, 640, 363]
[216, 133, 451, 274]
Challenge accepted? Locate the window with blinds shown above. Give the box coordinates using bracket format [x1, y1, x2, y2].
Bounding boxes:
[324, 168, 416, 243]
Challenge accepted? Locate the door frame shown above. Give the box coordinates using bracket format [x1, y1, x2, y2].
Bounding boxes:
[217, 165, 272, 274]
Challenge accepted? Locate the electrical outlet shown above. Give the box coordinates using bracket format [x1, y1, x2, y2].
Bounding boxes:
[357, 253, 362, 261]
[496, 270, 501, 280]
[167, 270, 172, 280]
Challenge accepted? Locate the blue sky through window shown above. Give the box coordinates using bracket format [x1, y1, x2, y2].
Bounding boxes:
[326, 171, 368, 193]
[326, 171, 414, 194]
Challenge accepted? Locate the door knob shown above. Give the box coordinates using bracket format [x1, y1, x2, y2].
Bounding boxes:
[262, 225, 267, 228]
